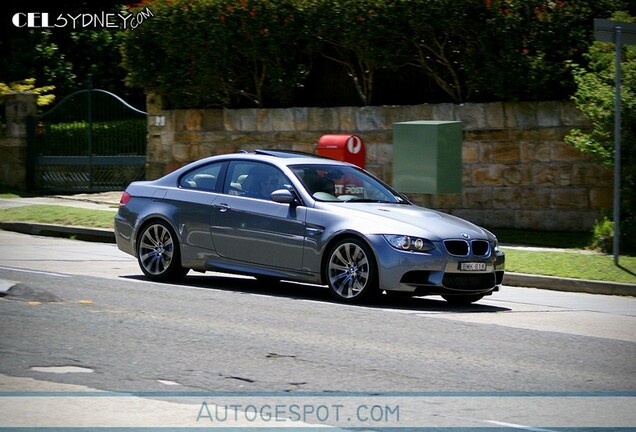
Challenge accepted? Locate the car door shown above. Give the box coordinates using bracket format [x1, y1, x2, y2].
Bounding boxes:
[168, 161, 226, 251]
[210, 160, 306, 270]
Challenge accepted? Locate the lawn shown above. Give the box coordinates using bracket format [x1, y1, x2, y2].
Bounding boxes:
[502, 247, 636, 284]
[0, 205, 115, 229]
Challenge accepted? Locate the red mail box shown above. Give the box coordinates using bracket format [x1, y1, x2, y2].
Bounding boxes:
[316, 134, 365, 168]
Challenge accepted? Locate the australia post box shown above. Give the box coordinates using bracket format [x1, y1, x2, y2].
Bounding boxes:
[317, 134, 365, 168]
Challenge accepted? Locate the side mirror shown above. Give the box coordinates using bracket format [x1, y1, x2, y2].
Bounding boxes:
[270, 189, 299, 205]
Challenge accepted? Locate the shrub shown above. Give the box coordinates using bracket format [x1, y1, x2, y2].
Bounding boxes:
[467, 0, 623, 101]
[121, 0, 628, 107]
[590, 216, 614, 253]
[33, 119, 146, 156]
[566, 12, 636, 254]
[122, 0, 311, 108]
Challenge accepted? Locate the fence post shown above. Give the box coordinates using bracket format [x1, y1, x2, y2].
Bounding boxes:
[2, 93, 37, 190]
[87, 74, 94, 190]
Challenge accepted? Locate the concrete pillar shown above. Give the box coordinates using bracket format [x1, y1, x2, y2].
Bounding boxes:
[1, 93, 37, 189]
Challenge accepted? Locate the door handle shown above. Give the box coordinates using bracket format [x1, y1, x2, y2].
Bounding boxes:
[216, 203, 231, 213]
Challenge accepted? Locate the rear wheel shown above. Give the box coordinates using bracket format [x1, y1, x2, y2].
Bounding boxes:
[442, 294, 484, 305]
[325, 238, 378, 303]
[137, 220, 188, 282]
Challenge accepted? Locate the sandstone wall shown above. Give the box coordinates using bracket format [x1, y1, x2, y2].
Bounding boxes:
[146, 95, 611, 232]
[0, 93, 37, 189]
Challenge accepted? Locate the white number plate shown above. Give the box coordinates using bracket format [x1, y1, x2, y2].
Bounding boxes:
[460, 262, 487, 271]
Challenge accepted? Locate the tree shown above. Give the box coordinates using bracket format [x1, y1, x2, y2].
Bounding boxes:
[1, 0, 144, 106]
[565, 12, 636, 253]
[122, 0, 311, 108]
[0, 78, 56, 107]
[310, 0, 410, 106]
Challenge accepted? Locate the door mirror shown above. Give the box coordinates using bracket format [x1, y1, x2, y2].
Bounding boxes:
[270, 189, 298, 205]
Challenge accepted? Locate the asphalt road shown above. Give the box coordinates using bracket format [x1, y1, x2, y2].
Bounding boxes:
[0, 230, 635, 428]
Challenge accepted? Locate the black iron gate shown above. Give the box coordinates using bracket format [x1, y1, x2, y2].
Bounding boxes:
[26, 87, 147, 193]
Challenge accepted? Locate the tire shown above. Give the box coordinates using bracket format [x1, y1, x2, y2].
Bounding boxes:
[137, 220, 188, 282]
[442, 294, 484, 305]
[325, 238, 378, 303]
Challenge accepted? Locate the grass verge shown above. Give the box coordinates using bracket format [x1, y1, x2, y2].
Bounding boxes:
[502, 247, 636, 284]
[0, 205, 115, 229]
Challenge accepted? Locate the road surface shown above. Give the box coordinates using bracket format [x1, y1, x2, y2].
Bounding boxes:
[0, 230, 634, 429]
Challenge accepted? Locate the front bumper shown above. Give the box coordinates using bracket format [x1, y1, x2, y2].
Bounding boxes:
[368, 235, 505, 295]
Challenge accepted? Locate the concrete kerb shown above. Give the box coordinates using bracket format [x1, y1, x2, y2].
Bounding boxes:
[0, 193, 634, 296]
[0, 221, 115, 243]
[0, 192, 120, 243]
[504, 272, 635, 296]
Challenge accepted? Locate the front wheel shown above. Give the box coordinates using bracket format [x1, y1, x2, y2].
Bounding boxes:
[137, 220, 188, 282]
[325, 238, 378, 303]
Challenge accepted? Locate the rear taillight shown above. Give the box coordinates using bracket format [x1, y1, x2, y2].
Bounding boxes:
[119, 191, 132, 207]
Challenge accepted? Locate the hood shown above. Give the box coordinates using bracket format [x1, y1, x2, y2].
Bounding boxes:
[321, 202, 493, 241]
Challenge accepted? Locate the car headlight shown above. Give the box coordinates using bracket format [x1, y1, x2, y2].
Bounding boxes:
[384, 235, 435, 252]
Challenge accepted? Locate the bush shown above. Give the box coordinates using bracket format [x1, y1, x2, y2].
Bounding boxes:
[591, 216, 614, 253]
[122, 0, 311, 108]
[121, 0, 628, 107]
[34, 119, 146, 156]
[566, 11, 636, 254]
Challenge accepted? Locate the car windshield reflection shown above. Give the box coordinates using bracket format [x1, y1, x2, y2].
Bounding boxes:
[290, 164, 408, 203]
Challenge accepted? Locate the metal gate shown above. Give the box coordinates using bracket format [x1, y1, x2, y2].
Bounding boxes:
[26, 87, 147, 193]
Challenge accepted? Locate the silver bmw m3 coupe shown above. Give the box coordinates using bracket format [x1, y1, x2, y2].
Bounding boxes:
[114, 149, 505, 304]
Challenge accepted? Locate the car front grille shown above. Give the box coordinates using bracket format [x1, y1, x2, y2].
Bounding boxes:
[442, 273, 496, 291]
[443, 240, 490, 256]
[472, 240, 490, 256]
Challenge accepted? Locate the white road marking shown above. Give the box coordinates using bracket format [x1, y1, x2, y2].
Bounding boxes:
[0, 266, 70, 278]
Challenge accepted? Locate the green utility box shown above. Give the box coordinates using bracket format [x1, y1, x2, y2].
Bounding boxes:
[392, 120, 463, 194]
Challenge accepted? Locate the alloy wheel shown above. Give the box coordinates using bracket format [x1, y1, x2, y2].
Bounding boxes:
[327, 240, 374, 300]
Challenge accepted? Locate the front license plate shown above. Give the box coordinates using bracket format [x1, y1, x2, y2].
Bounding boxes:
[460, 262, 487, 271]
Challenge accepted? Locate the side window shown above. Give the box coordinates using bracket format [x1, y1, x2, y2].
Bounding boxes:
[179, 162, 224, 192]
[224, 161, 290, 200]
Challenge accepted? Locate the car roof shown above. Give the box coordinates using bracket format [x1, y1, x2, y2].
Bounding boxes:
[160, 149, 353, 183]
[252, 149, 326, 159]
[233, 149, 353, 167]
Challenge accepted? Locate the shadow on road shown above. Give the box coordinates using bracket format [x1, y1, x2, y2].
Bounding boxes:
[120, 273, 510, 313]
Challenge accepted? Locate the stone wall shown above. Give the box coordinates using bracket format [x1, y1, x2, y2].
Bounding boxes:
[146, 95, 612, 232]
[1, 93, 37, 189]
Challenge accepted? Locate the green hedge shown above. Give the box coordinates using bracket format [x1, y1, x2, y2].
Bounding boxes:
[35, 119, 146, 156]
[121, 0, 628, 108]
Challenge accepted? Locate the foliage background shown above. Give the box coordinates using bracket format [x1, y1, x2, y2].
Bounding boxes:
[2, 0, 633, 109]
[120, 0, 630, 108]
[565, 12, 636, 253]
[1, 0, 145, 107]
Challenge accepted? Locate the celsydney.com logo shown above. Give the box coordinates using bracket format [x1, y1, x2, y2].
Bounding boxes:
[12, 7, 154, 30]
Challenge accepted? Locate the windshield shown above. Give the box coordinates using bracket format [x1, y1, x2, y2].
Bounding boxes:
[290, 164, 409, 203]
